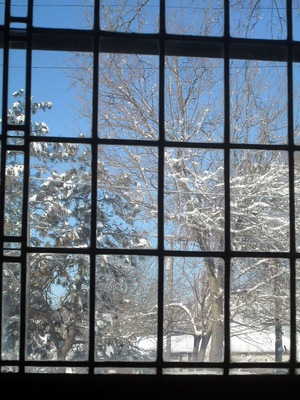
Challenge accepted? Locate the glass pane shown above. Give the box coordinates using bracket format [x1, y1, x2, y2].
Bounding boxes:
[95, 255, 158, 362]
[163, 368, 223, 375]
[0, 47, 3, 133]
[165, 56, 224, 142]
[230, 258, 290, 364]
[1, 366, 19, 373]
[100, 0, 159, 33]
[97, 145, 158, 249]
[230, 150, 289, 252]
[230, 60, 287, 144]
[296, 259, 300, 361]
[1, 263, 21, 361]
[31, 50, 92, 138]
[0, 2, 4, 24]
[8, 48, 26, 127]
[230, 0, 287, 39]
[295, 152, 300, 251]
[98, 52, 159, 140]
[164, 148, 224, 251]
[230, 368, 288, 375]
[10, 0, 27, 17]
[29, 142, 91, 248]
[293, 0, 300, 41]
[166, 0, 223, 36]
[7, 136, 24, 146]
[95, 367, 156, 375]
[163, 257, 224, 364]
[4, 151, 24, 236]
[26, 253, 90, 362]
[25, 366, 88, 374]
[294, 63, 300, 144]
[6, 90, 26, 141]
[33, 0, 94, 29]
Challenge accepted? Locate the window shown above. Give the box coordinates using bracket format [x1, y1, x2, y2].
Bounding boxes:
[1, 0, 300, 383]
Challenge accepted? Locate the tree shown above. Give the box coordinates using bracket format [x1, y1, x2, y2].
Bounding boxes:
[2, 90, 90, 367]
[2, 89, 158, 367]
[69, 1, 291, 364]
[89, 57, 289, 363]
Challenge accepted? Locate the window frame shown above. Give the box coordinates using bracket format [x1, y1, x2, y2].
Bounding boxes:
[1, 0, 300, 389]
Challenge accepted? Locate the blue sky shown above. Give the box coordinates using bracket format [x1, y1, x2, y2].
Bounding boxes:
[0, 1, 94, 138]
[1, 1, 300, 140]
[5, 46, 91, 138]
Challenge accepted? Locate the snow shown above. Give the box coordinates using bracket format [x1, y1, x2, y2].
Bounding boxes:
[231, 331, 290, 354]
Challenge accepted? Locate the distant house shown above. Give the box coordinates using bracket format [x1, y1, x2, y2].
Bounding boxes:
[137, 329, 290, 363]
[230, 330, 290, 362]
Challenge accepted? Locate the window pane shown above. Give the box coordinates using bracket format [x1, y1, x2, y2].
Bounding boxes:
[296, 259, 300, 361]
[8, 48, 26, 127]
[231, 258, 290, 365]
[294, 63, 300, 144]
[26, 253, 90, 363]
[98, 52, 159, 140]
[4, 151, 24, 236]
[164, 148, 224, 251]
[95, 367, 156, 375]
[95, 255, 158, 362]
[230, 150, 289, 252]
[1, 263, 21, 361]
[165, 56, 224, 143]
[10, 0, 27, 18]
[295, 151, 300, 251]
[100, 0, 159, 33]
[230, 0, 287, 39]
[230, 368, 288, 375]
[0, 2, 4, 24]
[29, 142, 91, 248]
[31, 50, 93, 138]
[163, 257, 224, 364]
[293, 0, 300, 41]
[97, 145, 158, 249]
[163, 367, 223, 375]
[230, 60, 287, 144]
[33, 0, 94, 29]
[0, 47, 3, 133]
[166, 0, 223, 36]
[25, 366, 89, 374]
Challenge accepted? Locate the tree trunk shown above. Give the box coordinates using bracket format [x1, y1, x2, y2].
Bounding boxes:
[206, 258, 224, 362]
[192, 335, 201, 361]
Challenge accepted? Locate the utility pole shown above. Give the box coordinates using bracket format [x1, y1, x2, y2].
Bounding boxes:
[274, 268, 283, 363]
[165, 237, 174, 360]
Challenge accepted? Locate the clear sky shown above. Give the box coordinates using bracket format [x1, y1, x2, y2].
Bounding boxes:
[1, 1, 300, 140]
[1, 1, 94, 138]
